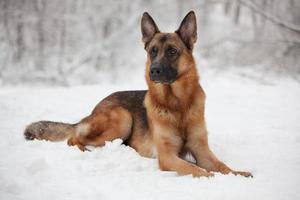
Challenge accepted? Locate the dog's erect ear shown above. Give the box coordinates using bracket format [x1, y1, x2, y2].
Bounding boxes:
[141, 12, 160, 46]
[175, 11, 197, 50]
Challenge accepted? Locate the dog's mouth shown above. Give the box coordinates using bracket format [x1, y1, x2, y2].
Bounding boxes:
[152, 79, 176, 84]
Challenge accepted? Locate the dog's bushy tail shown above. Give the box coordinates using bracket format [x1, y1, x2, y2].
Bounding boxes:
[24, 121, 76, 142]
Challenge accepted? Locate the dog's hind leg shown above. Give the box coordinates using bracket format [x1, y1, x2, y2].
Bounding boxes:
[67, 106, 132, 151]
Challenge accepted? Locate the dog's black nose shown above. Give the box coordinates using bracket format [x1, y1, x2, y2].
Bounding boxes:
[150, 67, 162, 76]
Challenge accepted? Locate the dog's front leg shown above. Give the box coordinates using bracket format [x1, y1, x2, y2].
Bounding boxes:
[186, 124, 253, 177]
[158, 152, 213, 177]
[153, 124, 213, 178]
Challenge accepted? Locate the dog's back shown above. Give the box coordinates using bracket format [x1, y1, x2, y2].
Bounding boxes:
[24, 90, 156, 155]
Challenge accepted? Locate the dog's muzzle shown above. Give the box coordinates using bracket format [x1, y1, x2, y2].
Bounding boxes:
[149, 64, 177, 84]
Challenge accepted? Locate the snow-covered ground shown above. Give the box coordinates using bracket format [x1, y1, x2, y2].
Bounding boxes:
[0, 70, 300, 200]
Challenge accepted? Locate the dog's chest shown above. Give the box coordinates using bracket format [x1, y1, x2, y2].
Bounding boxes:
[156, 105, 201, 127]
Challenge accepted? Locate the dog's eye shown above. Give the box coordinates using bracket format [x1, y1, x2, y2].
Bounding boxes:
[167, 47, 178, 56]
[150, 47, 158, 57]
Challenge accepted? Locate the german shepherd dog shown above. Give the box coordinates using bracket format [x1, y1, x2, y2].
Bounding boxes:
[24, 11, 252, 178]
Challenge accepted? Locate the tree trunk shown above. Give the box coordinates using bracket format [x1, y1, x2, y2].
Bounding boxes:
[34, 0, 47, 71]
[14, 0, 25, 63]
[57, 1, 67, 76]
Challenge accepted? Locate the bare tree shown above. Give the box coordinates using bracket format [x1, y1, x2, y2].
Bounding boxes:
[0, 0, 299, 85]
[13, 0, 25, 63]
[34, 0, 47, 71]
[57, 0, 67, 77]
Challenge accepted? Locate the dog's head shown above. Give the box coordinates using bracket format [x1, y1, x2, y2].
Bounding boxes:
[141, 11, 197, 84]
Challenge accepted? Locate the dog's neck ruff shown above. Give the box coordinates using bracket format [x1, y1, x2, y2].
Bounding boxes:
[147, 66, 200, 111]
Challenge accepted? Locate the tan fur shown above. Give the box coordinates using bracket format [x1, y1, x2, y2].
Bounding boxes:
[67, 107, 132, 151]
[141, 30, 252, 177]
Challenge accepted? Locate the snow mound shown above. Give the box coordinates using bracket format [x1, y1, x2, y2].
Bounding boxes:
[0, 72, 300, 200]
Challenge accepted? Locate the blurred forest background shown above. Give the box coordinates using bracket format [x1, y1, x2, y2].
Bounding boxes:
[0, 0, 300, 86]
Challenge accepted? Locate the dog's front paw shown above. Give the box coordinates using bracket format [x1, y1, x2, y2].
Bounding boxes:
[203, 171, 214, 178]
[216, 162, 232, 174]
[193, 170, 214, 178]
[232, 171, 253, 178]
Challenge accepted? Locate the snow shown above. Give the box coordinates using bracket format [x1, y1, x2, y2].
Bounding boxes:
[0, 70, 300, 200]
